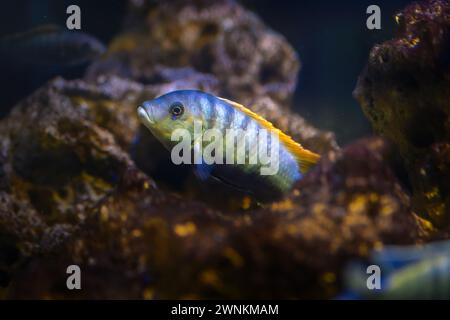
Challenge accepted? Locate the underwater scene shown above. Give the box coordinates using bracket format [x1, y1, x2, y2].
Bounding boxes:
[0, 0, 449, 301]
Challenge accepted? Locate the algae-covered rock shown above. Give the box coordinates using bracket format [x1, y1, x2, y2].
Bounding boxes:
[0, 79, 142, 288]
[0, 78, 145, 258]
[354, 0, 450, 227]
[86, 0, 299, 106]
[2, 132, 422, 299]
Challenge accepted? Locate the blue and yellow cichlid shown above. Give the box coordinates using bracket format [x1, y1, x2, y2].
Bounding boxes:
[342, 240, 450, 299]
[137, 90, 320, 202]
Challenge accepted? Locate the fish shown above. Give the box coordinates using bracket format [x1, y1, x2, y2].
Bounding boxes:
[0, 24, 106, 66]
[137, 90, 320, 202]
[0, 25, 106, 118]
[341, 240, 450, 299]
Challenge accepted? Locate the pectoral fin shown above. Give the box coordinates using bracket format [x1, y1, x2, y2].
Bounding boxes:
[194, 162, 214, 181]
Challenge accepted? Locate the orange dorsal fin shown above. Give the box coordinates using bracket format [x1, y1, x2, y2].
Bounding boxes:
[219, 97, 320, 173]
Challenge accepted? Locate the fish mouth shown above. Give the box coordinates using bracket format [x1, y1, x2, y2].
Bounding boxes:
[137, 106, 154, 126]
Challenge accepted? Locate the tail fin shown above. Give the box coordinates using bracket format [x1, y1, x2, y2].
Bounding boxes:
[291, 147, 320, 173]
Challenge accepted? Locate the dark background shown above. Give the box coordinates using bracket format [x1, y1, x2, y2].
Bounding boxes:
[242, 0, 411, 144]
[0, 0, 412, 144]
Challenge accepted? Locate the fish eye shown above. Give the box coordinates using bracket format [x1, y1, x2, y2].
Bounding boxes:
[169, 102, 184, 118]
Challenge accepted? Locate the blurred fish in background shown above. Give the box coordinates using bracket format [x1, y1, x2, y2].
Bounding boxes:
[0, 24, 105, 66]
[0, 24, 105, 117]
[341, 241, 450, 299]
[0, 0, 120, 118]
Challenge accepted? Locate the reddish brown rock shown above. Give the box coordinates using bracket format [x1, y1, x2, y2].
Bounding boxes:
[86, 0, 299, 106]
[1, 113, 422, 298]
[354, 0, 450, 227]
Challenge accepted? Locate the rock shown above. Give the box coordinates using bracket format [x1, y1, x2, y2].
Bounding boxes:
[0, 76, 150, 288]
[354, 0, 450, 227]
[2, 134, 422, 299]
[0, 72, 224, 297]
[86, 0, 299, 106]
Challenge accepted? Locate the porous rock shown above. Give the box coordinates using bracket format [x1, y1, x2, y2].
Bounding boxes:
[354, 0, 450, 227]
[86, 0, 300, 106]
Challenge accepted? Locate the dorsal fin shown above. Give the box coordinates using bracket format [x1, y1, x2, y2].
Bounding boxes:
[219, 97, 320, 173]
